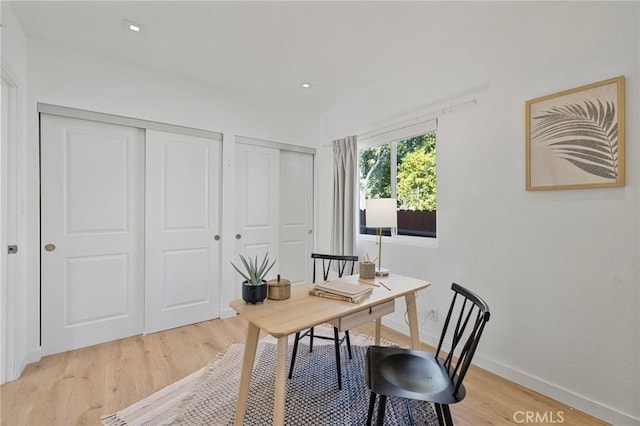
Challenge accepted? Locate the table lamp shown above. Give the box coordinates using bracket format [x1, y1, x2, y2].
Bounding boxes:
[365, 198, 397, 276]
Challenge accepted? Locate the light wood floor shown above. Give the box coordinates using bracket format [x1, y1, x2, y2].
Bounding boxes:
[1, 316, 606, 426]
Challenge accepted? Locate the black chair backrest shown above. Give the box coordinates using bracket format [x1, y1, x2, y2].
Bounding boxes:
[311, 253, 359, 283]
[435, 282, 491, 397]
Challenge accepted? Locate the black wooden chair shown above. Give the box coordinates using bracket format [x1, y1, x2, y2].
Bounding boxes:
[288, 253, 359, 390]
[365, 282, 490, 425]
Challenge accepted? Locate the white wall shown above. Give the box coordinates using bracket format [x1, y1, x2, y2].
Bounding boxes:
[319, 2, 639, 425]
[1, 2, 29, 382]
[16, 35, 321, 369]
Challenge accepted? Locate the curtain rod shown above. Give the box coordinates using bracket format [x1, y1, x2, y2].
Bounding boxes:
[324, 98, 477, 147]
[358, 98, 477, 140]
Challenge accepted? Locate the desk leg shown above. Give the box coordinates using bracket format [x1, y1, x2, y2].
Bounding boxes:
[234, 322, 260, 426]
[405, 292, 421, 349]
[374, 318, 382, 345]
[273, 335, 288, 426]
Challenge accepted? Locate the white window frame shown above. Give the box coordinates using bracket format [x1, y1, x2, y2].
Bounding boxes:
[357, 118, 438, 249]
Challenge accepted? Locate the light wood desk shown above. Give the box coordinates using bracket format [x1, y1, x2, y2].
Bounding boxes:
[229, 273, 430, 426]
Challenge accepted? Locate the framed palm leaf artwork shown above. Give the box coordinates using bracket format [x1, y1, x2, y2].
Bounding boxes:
[525, 76, 625, 190]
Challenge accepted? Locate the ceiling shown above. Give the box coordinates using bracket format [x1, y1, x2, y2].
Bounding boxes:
[9, 1, 558, 113]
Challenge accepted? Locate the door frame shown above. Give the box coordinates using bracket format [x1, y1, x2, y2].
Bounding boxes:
[1, 68, 19, 383]
[38, 104, 223, 141]
[235, 135, 316, 155]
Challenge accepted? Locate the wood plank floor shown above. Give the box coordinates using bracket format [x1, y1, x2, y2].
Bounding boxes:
[1, 316, 606, 425]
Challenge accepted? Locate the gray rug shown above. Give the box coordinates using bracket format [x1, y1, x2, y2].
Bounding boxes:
[176, 342, 439, 425]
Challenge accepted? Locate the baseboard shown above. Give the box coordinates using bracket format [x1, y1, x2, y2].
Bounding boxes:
[382, 317, 640, 426]
[7, 348, 41, 382]
[474, 355, 640, 426]
[24, 348, 41, 366]
[220, 308, 236, 319]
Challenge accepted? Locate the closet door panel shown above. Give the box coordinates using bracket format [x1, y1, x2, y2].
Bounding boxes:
[279, 151, 314, 284]
[235, 144, 280, 276]
[145, 130, 221, 334]
[235, 143, 314, 286]
[40, 114, 144, 355]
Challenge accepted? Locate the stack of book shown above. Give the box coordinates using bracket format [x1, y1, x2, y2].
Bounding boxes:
[309, 280, 373, 303]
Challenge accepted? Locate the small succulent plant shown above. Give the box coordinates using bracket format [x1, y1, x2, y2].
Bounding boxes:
[230, 252, 277, 285]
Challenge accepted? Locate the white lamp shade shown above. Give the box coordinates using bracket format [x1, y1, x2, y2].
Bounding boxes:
[366, 198, 397, 228]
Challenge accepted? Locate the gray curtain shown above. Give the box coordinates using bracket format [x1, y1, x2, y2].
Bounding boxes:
[331, 135, 358, 256]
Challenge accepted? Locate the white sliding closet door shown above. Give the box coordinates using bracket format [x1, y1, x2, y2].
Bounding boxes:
[145, 130, 221, 333]
[41, 115, 144, 355]
[235, 144, 280, 272]
[235, 142, 314, 284]
[279, 151, 314, 284]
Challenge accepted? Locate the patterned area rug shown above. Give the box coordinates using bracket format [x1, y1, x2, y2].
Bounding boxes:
[102, 331, 439, 425]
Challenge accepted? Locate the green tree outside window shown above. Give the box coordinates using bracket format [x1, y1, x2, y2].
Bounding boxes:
[359, 132, 437, 238]
[359, 132, 436, 211]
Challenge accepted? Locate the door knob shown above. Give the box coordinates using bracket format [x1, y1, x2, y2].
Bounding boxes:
[214, 235, 221, 241]
[44, 244, 56, 252]
[308, 229, 313, 235]
[235, 234, 242, 240]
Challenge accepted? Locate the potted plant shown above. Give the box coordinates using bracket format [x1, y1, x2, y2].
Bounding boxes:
[230, 252, 277, 304]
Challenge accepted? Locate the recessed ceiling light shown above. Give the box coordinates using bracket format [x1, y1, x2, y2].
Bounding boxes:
[123, 19, 145, 34]
[301, 82, 311, 89]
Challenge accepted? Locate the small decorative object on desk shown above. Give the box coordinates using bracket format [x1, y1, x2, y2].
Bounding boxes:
[359, 253, 376, 280]
[267, 274, 290, 300]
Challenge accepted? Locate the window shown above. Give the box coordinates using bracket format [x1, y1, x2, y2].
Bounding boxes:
[359, 131, 437, 238]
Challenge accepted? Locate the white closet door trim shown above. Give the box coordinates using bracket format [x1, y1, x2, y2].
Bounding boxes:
[1, 69, 18, 383]
[38, 103, 222, 141]
[235, 135, 316, 155]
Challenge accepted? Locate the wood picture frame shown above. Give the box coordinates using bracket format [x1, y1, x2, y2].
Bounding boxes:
[525, 76, 625, 191]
